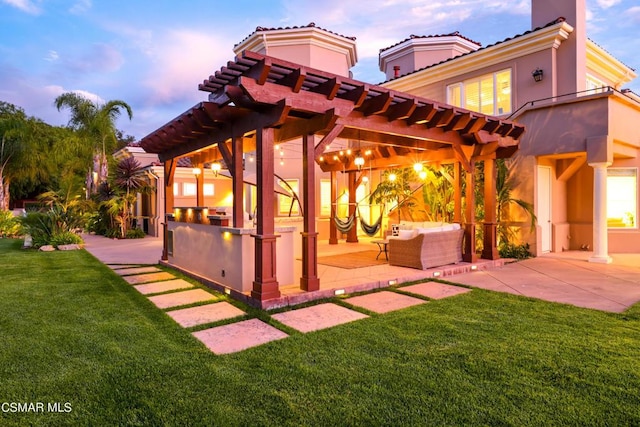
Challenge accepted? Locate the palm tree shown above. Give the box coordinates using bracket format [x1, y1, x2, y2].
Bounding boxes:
[108, 157, 149, 238]
[55, 92, 133, 198]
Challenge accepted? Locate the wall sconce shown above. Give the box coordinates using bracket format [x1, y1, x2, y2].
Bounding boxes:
[354, 155, 365, 170]
[532, 68, 543, 82]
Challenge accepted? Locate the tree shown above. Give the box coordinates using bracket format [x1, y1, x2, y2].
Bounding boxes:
[496, 158, 536, 245]
[0, 102, 28, 210]
[54, 93, 133, 198]
[106, 157, 150, 238]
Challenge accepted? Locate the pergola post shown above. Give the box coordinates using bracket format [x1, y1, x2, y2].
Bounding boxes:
[463, 161, 477, 263]
[482, 158, 499, 260]
[231, 137, 244, 228]
[329, 171, 338, 244]
[162, 159, 176, 261]
[300, 133, 320, 291]
[346, 171, 358, 243]
[453, 162, 462, 224]
[251, 127, 281, 301]
[195, 165, 204, 207]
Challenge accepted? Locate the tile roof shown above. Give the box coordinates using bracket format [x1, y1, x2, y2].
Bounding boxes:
[234, 22, 356, 48]
[381, 17, 567, 83]
[379, 31, 481, 54]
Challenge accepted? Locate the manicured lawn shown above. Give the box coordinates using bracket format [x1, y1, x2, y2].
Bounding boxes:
[1, 238, 639, 426]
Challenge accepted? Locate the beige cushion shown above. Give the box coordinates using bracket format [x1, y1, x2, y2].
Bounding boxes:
[397, 229, 418, 239]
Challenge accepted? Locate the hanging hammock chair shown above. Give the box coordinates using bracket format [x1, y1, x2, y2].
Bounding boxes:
[333, 209, 357, 234]
[358, 206, 384, 237]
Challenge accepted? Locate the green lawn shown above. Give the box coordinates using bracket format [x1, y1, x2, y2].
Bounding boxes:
[1, 238, 639, 426]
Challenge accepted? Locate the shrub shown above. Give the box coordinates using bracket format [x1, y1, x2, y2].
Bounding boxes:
[50, 231, 84, 248]
[125, 228, 146, 239]
[19, 211, 52, 248]
[499, 242, 533, 260]
[0, 210, 21, 238]
[105, 228, 121, 239]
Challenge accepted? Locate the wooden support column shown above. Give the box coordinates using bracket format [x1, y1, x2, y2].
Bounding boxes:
[463, 162, 477, 263]
[195, 166, 204, 207]
[300, 133, 320, 291]
[482, 158, 499, 260]
[162, 159, 176, 261]
[346, 170, 358, 243]
[231, 137, 244, 228]
[453, 162, 462, 224]
[251, 127, 281, 301]
[329, 170, 338, 244]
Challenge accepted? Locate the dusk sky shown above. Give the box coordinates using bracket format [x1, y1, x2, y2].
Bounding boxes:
[1, 0, 638, 141]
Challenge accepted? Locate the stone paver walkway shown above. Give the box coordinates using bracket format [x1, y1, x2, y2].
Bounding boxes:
[123, 271, 176, 285]
[345, 291, 427, 313]
[402, 282, 472, 299]
[111, 261, 480, 355]
[115, 266, 161, 276]
[193, 319, 289, 355]
[148, 288, 217, 309]
[167, 302, 246, 328]
[134, 279, 194, 295]
[271, 303, 369, 333]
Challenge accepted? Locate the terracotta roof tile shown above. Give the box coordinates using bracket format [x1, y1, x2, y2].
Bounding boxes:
[379, 31, 481, 54]
[235, 22, 356, 48]
[381, 18, 567, 83]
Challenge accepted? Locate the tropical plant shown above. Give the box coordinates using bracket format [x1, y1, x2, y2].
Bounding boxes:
[370, 167, 420, 221]
[102, 157, 150, 238]
[0, 102, 29, 210]
[0, 209, 20, 237]
[496, 158, 536, 245]
[55, 92, 133, 198]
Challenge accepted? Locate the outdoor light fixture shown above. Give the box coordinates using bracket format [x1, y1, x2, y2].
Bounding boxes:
[362, 175, 369, 183]
[419, 170, 428, 180]
[532, 68, 543, 82]
[433, 271, 441, 277]
[413, 162, 423, 172]
[210, 162, 221, 177]
[354, 155, 365, 170]
[388, 173, 397, 182]
[192, 167, 201, 176]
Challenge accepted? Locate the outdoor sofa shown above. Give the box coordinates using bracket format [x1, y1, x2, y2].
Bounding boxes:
[387, 222, 464, 270]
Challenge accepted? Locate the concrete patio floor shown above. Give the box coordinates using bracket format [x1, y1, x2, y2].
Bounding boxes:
[84, 233, 640, 313]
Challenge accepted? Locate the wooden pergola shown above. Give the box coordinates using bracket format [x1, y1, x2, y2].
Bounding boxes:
[140, 51, 525, 304]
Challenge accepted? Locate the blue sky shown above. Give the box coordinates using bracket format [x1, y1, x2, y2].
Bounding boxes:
[1, 0, 638, 140]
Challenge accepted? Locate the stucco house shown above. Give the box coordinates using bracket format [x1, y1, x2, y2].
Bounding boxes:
[133, 0, 637, 306]
[381, 0, 639, 262]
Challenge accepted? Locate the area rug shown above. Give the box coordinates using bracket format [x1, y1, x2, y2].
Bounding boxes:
[316, 250, 388, 269]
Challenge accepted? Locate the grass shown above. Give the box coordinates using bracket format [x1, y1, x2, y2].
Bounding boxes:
[1, 238, 640, 425]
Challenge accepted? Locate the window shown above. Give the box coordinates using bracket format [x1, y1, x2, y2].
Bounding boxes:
[278, 179, 299, 216]
[203, 183, 214, 196]
[607, 168, 637, 228]
[320, 179, 331, 217]
[447, 69, 511, 115]
[586, 75, 606, 95]
[182, 182, 196, 197]
[173, 182, 179, 196]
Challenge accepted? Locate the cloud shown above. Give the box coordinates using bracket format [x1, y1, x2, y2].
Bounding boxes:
[628, 6, 640, 24]
[596, 0, 621, 8]
[142, 29, 234, 105]
[64, 43, 124, 74]
[1, 0, 41, 14]
[69, 0, 92, 14]
[44, 50, 59, 62]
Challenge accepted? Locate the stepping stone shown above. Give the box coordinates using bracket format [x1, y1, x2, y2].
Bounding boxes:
[402, 282, 471, 299]
[193, 319, 288, 355]
[344, 291, 426, 314]
[123, 271, 175, 285]
[148, 289, 216, 309]
[108, 264, 136, 270]
[167, 302, 245, 328]
[271, 303, 368, 333]
[134, 279, 194, 295]
[115, 266, 161, 276]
